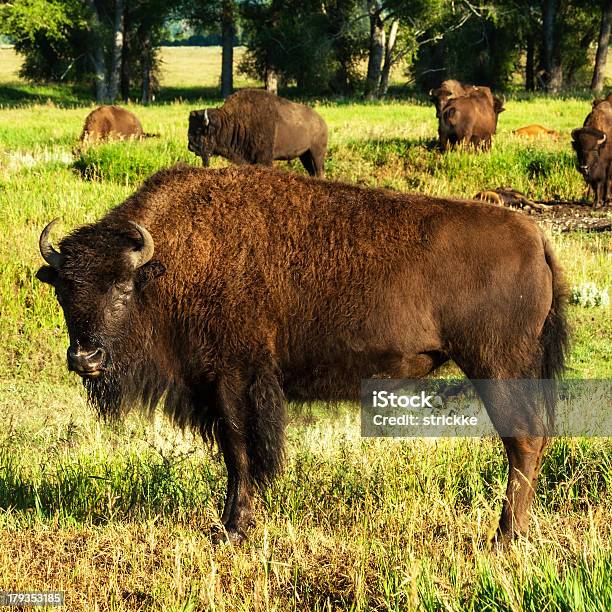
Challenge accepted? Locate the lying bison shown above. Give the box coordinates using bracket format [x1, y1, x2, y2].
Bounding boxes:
[78, 105, 158, 147]
[187, 89, 328, 177]
[514, 125, 559, 138]
[37, 165, 568, 544]
[441, 89, 505, 150]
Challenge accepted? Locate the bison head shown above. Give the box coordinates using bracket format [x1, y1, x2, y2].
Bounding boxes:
[571, 127, 608, 180]
[36, 220, 164, 379]
[188, 109, 221, 167]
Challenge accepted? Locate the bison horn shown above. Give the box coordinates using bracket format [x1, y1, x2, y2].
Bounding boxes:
[204, 109, 209, 126]
[597, 133, 607, 146]
[128, 221, 155, 269]
[39, 219, 64, 269]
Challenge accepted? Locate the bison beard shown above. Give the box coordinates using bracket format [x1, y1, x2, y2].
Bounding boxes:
[37, 165, 569, 545]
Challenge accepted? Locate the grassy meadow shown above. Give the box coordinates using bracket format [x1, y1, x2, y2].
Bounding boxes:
[0, 46, 611, 610]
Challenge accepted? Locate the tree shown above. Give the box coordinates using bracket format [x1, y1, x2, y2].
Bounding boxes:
[240, 0, 368, 95]
[591, 1, 612, 93]
[364, 0, 385, 99]
[108, 0, 125, 101]
[185, 0, 238, 98]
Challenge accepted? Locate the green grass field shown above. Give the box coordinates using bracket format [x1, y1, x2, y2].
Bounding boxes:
[0, 46, 610, 611]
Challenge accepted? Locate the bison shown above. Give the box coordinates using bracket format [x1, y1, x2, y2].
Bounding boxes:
[37, 165, 568, 545]
[572, 98, 612, 207]
[441, 89, 505, 150]
[430, 80, 503, 150]
[514, 125, 559, 138]
[187, 89, 328, 177]
[78, 105, 158, 148]
[571, 127, 610, 208]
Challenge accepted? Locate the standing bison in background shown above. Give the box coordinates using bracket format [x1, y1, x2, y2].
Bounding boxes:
[441, 89, 505, 150]
[78, 105, 159, 148]
[37, 165, 568, 545]
[572, 97, 612, 207]
[430, 80, 504, 150]
[187, 89, 328, 177]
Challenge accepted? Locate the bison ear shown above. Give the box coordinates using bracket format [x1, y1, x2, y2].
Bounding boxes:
[36, 265, 58, 285]
[135, 260, 165, 290]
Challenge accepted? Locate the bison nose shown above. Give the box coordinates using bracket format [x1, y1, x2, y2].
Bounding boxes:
[67, 346, 106, 377]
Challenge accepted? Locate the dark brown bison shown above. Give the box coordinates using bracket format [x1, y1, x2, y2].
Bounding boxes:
[441, 89, 505, 150]
[78, 105, 159, 147]
[37, 165, 568, 545]
[571, 127, 610, 208]
[572, 98, 612, 207]
[187, 89, 328, 177]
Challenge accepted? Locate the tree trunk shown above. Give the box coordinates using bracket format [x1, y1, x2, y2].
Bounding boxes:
[265, 68, 278, 94]
[108, 0, 125, 102]
[591, 1, 612, 93]
[364, 1, 385, 100]
[86, 0, 108, 102]
[378, 19, 399, 98]
[141, 35, 151, 104]
[526, 34, 535, 91]
[221, 0, 235, 98]
[120, 29, 131, 101]
[542, 0, 562, 92]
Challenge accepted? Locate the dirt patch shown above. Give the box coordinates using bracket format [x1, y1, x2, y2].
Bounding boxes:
[474, 188, 611, 232]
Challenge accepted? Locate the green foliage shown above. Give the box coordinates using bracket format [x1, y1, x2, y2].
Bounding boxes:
[240, 0, 369, 94]
[0, 0, 90, 82]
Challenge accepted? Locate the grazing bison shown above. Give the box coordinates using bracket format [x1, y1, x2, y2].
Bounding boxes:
[441, 89, 505, 150]
[514, 125, 559, 138]
[37, 165, 568, 544]
[78, 105, 158, 147]
[571, 127, 610, 208]
[188, 89, 328, 177]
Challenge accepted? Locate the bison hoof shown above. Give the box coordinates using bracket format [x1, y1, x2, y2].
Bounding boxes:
[210, 524, 247, 546]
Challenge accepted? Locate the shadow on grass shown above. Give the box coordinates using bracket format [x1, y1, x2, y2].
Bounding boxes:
[0, 84, 93, 108]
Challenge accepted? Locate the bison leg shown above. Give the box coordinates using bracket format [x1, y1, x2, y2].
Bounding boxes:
[594, 180, 604, 209]
[212, 376, 255, 545]
[471, 380, 547, 541]
[310, 147, 326, 178]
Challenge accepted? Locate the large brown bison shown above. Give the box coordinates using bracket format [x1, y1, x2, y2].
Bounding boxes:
[187, 89, 328, 177]
[441, 89, 505, 150]
[78, 105, 158, 147]
[37, 165, 568, 545]
[572, 98, 612, 207]
[430, 80, 504, 150]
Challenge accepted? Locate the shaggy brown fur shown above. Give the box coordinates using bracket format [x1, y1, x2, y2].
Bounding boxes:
[441, 89, 504, 150]
[78, 105, 159, 147]
[188, 89, 328, 177]
[514, 125, 559, 138]
[37, 165, 569, 545]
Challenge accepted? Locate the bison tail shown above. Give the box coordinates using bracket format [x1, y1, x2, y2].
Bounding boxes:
[538, 237, 571, 432]
[247, 364, 287, 487]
